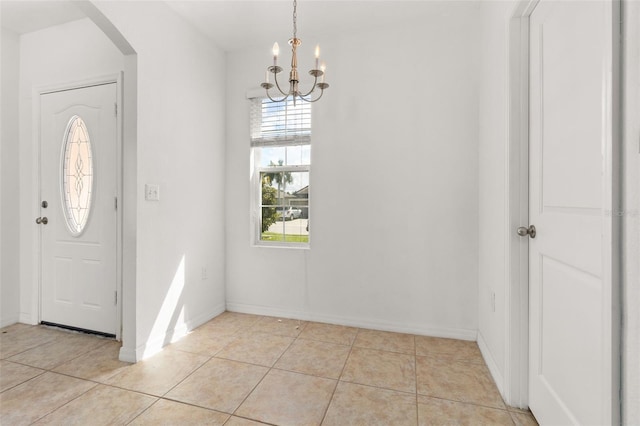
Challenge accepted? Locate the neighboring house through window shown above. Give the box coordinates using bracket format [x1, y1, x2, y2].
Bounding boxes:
[250, 97, 311, 246]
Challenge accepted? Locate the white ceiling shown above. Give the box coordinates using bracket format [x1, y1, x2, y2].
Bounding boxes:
[1, 1, 86, 35]
[1, 0, 478, 51]
[165, 1, 477, 51]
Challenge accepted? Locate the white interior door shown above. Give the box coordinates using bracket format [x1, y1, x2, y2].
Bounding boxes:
[528, 1, 616, 424]
[40, 83, 118, 336]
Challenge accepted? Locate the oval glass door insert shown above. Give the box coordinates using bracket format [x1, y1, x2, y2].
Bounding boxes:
[61, 115, 94, 236]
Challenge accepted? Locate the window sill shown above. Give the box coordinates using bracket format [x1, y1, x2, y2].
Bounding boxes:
[252, 242, 310, 250]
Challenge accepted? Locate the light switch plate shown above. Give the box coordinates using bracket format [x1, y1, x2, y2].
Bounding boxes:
[145, 184, 160, 201]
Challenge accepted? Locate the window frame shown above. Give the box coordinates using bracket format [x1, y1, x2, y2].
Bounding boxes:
[250, 97, 312, 248]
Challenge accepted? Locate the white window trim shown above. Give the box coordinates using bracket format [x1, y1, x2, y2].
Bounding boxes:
[249, 96, 312, 249]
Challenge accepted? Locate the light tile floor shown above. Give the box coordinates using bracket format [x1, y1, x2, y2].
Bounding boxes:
[0, 312, 539, 425]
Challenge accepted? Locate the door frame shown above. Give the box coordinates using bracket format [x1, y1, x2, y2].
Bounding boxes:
[32, 73, 124, 340]
[506, 0, 621, 419]
[505, 0, 537, 409]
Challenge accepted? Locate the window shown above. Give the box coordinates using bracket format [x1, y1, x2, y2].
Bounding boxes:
[251, 98, 311, 245]
[61, 115, 94, 236]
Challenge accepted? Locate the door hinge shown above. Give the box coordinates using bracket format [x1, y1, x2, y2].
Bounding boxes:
[114, 291, 118, 305]
[115, 196, 118, 210]
[114, 102, 118, 117]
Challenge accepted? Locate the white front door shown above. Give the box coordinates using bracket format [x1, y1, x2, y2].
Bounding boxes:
[528, 1, 616, 424]
[39, 83, 118, 336]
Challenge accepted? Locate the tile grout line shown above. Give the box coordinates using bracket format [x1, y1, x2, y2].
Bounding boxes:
[123, 398, 161, 426]
[1, 342, 55, 361]
[224, 413, 279, 426]
[216, 316, 276, 424]
[26, 376, 100, 425]
[128, 317, 258, 421]
[124, 315, 264, 424]
[138, 318, 259, 416]
[159, 353, 214, 398]
[0, 328, 59, 360]
[420, 393, 516, 413]
[414, 338, 522, 422]
[318, 326, 361, 426]
[3, 327, 114, 372]
[0, 368, 48, 395]
[213, 314, 267, 423]
[45, 338, 114, 372]
[414, 351, 513, 413]
[328, 345, 419, 396]
[2, 328, 130, 421]
[335, 378, 419, 397]
[226, 317, 302, 422]
[57, 376, 162, 400]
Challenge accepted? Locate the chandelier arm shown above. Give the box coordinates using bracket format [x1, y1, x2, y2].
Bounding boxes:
[272, 70, 290, 97]
[299, 74, 319, 98]
[298, 88, 325, 103]
[265, 88, 290, 103]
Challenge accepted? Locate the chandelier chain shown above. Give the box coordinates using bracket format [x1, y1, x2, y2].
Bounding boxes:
[292, 0, 297, 39]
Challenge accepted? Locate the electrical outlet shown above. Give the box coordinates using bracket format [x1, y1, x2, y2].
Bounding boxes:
[145, 184, 160, 201]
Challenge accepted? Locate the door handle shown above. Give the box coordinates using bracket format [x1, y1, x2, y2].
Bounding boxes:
[517, 224, 536, 238]
[35, 217, 49, 225]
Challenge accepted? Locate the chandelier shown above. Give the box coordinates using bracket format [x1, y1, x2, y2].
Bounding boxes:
[260, 0, 329, 104]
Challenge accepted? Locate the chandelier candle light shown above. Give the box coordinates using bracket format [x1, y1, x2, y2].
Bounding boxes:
[261, 0, 329, 104]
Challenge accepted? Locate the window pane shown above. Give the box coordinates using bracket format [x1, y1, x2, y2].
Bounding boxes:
[260, 172, 277, 206]
[285, 145, 311, 166]
[260, 206, 309, 243]
[257, 146, 286, 168]
[61, 115, 94, 236]
[283, 171, 309, 195]
[260, 171, 309, 202]
[255, 145, 310, 167]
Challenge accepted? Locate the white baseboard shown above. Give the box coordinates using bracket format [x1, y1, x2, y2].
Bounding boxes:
[118, 346, 137, 363]
[118, 302, 225, 363]
[477, 330, 506, 399]
[225, 302, 477, 341]
[19, 311, 37, 325]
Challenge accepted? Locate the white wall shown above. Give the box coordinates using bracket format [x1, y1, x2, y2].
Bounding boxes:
[622, 1, 640, 422]
[17, 18, 124, 325]
[94, 1, 227, 361]
[225, 8, 480, 338]
[1, 28, 21, 327]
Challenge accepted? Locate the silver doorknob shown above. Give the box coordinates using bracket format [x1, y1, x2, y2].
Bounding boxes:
[517, 225, 536, 238]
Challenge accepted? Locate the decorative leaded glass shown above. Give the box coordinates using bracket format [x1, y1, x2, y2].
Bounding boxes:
[61, 116, 94, 236]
